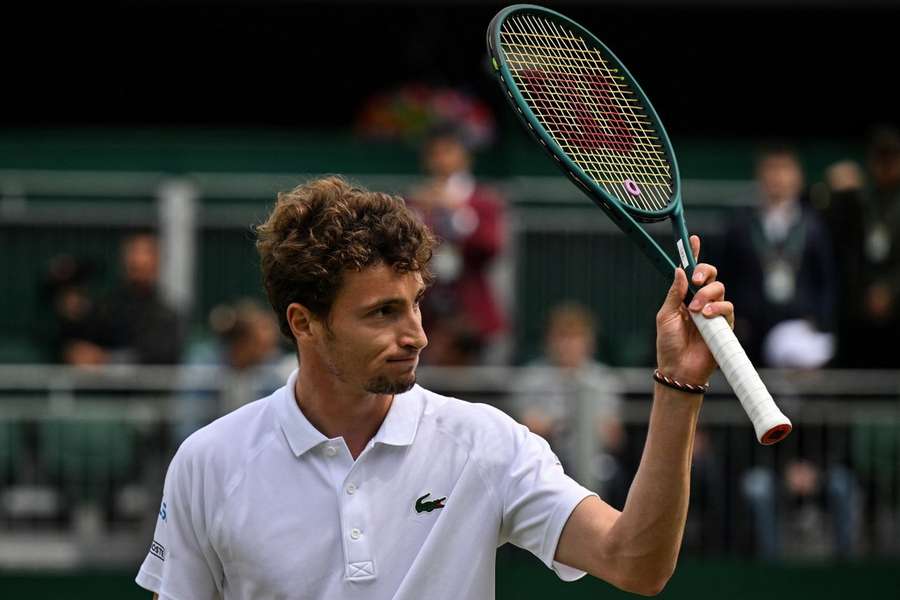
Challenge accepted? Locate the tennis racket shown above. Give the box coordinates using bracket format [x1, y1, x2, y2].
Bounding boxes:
[487, 4, 792, 444]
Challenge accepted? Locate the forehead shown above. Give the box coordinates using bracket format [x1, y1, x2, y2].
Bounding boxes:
[758, 154, 800, 170]
[333, 263, 424, 308]
[124, 234, 157, 251]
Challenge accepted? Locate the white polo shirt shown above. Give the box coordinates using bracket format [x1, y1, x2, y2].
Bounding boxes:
[136, 370, 596, 599]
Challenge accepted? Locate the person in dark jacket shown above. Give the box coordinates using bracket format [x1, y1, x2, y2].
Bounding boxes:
[720, 145, 837, 368]
[68, 233, 184, 365]
[819, 126, 900, 368]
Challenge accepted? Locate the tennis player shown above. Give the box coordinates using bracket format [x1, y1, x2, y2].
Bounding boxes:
[137, 176, 733, 599]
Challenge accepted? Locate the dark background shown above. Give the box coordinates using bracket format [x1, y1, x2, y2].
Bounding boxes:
[5, 1, 899, 139]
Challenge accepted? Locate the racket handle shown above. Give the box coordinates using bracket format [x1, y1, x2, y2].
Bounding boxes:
[689, 312, 792, 445]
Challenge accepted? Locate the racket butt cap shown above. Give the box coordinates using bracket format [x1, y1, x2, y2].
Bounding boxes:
[760, 423, 792, 445]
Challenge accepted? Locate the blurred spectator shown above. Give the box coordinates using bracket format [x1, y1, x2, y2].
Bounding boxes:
[739, 391, 857, 560]
[720, 145, 852, 558]
[37, 254, 99, 363]
[818, 126, 900, 552]
[510, 303, 628, 506]
[68, 233, 184, 366]
[720, 144, 837, 368]
[818, 126, 900, 368]
[408, 123, 507, 365]
[742, 454, 856, 560]
[204, 298, 286, 375]
[176, 299, 289, 442]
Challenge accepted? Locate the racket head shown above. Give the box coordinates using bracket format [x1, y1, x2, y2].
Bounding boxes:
[487, 4, 682, 224]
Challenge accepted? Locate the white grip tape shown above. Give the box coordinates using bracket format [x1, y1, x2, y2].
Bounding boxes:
[689, 312, 792, 444]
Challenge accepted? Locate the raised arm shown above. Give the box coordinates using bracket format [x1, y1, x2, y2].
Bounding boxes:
[555, 236, 731, 595]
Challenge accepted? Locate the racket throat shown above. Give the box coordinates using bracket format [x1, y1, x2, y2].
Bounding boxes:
[668, 210, 701, 302]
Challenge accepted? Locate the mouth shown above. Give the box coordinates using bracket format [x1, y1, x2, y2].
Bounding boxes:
[387, 355, 419, 365]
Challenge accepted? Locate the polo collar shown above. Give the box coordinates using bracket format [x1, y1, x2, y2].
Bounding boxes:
[277, 369, 423, 458]
[371, 386, 422, 448]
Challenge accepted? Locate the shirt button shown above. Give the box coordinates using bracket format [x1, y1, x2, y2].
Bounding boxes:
[324, 445, 337, 457]
[346, 484, 357, 495]
[350, 528, 361, 540]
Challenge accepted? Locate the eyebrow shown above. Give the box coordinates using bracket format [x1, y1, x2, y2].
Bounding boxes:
[360, 287, 427, 313]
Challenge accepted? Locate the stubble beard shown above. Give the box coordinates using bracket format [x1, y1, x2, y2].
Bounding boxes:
[325, 327, 416, 394]
[364, 372, 417, 395]
[322, 335, 417, 395]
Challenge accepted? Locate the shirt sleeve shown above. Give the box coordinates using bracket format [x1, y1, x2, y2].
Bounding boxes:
[135, 438, 224, 599]
[493, 410, 597, 581]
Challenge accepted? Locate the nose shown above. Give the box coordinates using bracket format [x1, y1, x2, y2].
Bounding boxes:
[399, 308, 428, 351]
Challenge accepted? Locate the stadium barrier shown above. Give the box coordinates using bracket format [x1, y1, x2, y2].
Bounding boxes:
[0, 365, 897, 569]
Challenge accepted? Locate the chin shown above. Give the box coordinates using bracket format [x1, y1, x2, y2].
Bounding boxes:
[364, 374, 417, 395]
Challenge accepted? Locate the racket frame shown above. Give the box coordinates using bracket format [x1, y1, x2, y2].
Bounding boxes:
[488, 4, 793, 445]
[488, 4, 698, 283]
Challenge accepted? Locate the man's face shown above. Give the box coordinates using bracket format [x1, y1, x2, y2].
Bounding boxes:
[311, 263, 428, 395]
[546, 326, 594, 369]
[423, 137, 470, 179]
[757, 154, 804, 206]
[123, 235, 159, 289]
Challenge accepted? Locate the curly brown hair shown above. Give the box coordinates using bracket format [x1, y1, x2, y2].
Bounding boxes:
[256, 176, 436, 341]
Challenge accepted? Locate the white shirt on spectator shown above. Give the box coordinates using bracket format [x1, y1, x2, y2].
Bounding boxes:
[136, 369, 595, 600]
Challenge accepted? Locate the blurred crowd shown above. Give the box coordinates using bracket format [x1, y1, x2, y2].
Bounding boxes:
[40, 233, 184, 367]
[41, 125, 900, 373]
[26, 123, 900, 559]
[719, 127, 900, 372]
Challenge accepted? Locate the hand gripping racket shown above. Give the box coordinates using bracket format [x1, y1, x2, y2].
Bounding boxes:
[487, 4, 792, 444]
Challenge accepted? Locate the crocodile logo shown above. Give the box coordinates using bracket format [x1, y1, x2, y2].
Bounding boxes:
[415, 493, 446, 513]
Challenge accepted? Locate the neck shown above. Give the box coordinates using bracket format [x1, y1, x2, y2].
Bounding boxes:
[763, 195, 795, 211]
[294, 358, 393, 459]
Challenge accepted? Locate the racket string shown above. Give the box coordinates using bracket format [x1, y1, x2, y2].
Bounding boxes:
[504, 21, 645, 202]
[558, 20, 674, 205]
[531, 15, 649, 210]
[507, 15, 672, 209]
[515, 17, 645, 210]
[500, 14, 674, 212]
[508, 16, 670, 211]
[541, 16, 660, 212]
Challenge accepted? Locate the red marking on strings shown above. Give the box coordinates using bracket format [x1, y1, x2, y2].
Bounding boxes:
[519, 68, 635, 154]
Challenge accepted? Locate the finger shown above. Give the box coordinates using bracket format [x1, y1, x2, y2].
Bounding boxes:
[688, 281, 726, 311]
[690, 234, 701, 262]
[660, 268, 689, 315]
[690, 262, 719, 287]
[700, 300, 735, 328]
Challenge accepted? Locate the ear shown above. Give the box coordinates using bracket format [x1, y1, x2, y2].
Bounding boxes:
[286, 302, 317, 343]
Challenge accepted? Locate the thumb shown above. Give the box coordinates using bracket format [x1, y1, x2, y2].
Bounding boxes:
[661, 268, 688, 313]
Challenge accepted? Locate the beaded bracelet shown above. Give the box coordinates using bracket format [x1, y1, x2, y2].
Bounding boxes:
[653, 369, 709, 395]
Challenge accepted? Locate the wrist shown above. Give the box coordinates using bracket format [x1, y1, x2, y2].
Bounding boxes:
[652, 383, 705, 418]
[654, 363, 710, 387]
[653, 368, 709, 395]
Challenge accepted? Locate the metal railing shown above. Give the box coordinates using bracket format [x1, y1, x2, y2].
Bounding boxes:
[0, 168, 753, 369]
[0, 365, 898, 568]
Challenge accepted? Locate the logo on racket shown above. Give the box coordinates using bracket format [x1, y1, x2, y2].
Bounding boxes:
[517, 68, 634, 153]
[623, 179, 641, 196]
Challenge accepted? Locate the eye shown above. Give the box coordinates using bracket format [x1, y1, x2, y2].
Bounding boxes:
[371, 306, 392, 318]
